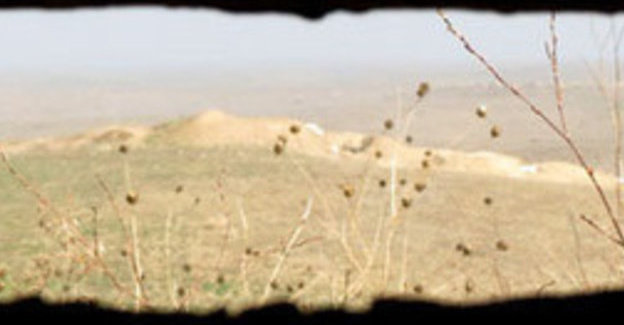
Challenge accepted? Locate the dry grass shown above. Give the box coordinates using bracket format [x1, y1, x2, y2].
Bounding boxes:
[0, 12, 624, 315]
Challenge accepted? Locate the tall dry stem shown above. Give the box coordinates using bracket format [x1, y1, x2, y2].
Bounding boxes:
[437, 9, 624, 247]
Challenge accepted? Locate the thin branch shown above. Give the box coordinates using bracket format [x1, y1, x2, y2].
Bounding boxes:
[548, 12, 568, 134]
[437, 9, 624, 245]
[260, 197, 313, 304]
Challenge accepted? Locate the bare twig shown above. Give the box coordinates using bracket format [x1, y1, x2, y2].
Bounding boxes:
[437, 9, 624, 246]
[546, 12, 568, 134]
[260, 198, 313, 304]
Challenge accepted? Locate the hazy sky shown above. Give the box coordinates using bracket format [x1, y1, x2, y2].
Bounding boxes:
[0, 7, 622, 74]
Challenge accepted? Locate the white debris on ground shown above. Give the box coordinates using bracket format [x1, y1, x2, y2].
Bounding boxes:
[304, 123, 325, 136]
[519, 165, 538, 174]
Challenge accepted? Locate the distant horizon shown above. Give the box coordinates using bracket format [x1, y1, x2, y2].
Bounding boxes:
[0, 8, 622, 77]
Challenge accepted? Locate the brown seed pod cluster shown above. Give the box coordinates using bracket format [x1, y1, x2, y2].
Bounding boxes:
[379, 179, 387, 188]
[270, 281, 279, 290]
[216, 274, 225, 284]
[182, 263, 192, 273]
[413, 284, 423, 294]
[456, 243, 471, 256]
[177, 286, 186, 297]
[245, 247, 261, 257]
[483, 197, 493, 205]
[399, 178, 407, 186]
[175, 185, 184, 194]
[417, 82, 430, 98]
[414, 183, 426, 193]
[405, 135, 413, 144]
[125, 191, 139, 205]
[374, 150, 383, 159]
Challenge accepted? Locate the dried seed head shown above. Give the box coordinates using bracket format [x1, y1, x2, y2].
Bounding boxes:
[341, 184, 355, 198]
[399, 178, 407, 186]
[414, 183, 427, 192]
[216, 274, 225, 284]
[465, 280, 474, 294]
[413, 284, 423, 294]
[490, 125, 501, 138]
[298, 281, 305, 289]
[182, 263, 192, 273]
[417, 82, 430, 98]
[194, 197, 201, 205]
[374, 150, 383, 159]
[379, 179, 387, 188]
[424, 150, 433, 157]
[277, 134, 288, 144]
[476, 105, 488, 118]
[118, 144, 129, 154]
[273, 143, 284, 155]
[496, 240, 509, 251]
[421, 159, 430, 169]
[586, 166, 594, 176]
[120, 249, 128, 257]
[270, 281, 279, 290]
[483, 197, 493, 205]
[287, 285, 294, 293]
[175, 185, 184, 194]
[177, 287, 186, 297]
[62, 284, 71, 292]
[384, 119, 394, 130]
[456, 243, 471, 256]
[405, 135, 413, 144]
[401, 197, 412, 209]
[245, 247, 253, 255]
[125, 191, 139, 205]
[289, 124, 301, 135]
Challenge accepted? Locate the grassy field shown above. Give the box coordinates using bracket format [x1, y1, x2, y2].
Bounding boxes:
[1, 123, 623, 313]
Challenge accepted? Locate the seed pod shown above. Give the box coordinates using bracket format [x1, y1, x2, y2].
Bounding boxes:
[289, 125, 301, 135]
[126, 191, 139, 205]
[496, 240, 509, 251]
[384, 119, 394, 130]
[417, 82, 430, 98]
[401, 197, 412, 209]
[118, 144, 129, 154]
[490, 125, 501, 138]
[476, 105, 487, 118]
[273, 143, 284, 155]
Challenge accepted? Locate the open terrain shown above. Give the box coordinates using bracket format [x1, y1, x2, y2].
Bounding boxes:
[1, 108, 623, 313]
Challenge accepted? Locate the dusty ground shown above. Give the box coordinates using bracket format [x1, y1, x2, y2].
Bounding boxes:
[1, 108, 623, 313]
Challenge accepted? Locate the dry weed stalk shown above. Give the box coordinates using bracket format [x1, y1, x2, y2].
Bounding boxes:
[586, 21, 624, 225]
[259, 197, 313, 304]
[0, 150, 132, 300]
[437, 10, 624, 247]
[95, 174, 149, 310]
